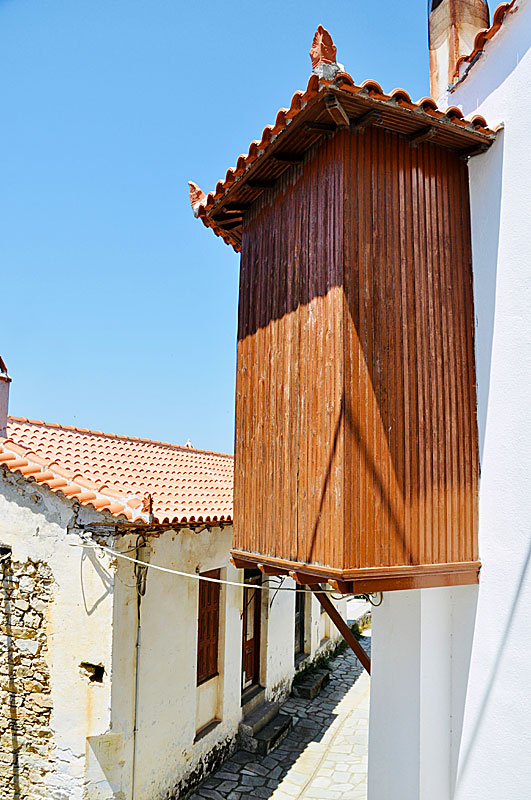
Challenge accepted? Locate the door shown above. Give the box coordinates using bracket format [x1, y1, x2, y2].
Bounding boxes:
[294, 590, 305, 658]
[242, 570, 262, 691]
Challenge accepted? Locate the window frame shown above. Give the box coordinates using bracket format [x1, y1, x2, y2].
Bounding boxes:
[196, 569, 221, 686]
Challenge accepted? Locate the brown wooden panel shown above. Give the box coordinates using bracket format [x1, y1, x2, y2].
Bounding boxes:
[234, 134, 347, 567]
[233, 125, 478, 587]
[197, 570, 220, 686]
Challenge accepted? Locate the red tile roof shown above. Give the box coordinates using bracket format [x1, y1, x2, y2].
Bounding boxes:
[454, 1, 518, 80]
[0, 417, 233, 525]
[190, 26, 496, 252]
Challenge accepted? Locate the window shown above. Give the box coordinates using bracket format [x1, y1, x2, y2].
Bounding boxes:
[197, 569, 220, 685]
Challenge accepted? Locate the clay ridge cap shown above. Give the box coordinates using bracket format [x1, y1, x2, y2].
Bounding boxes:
[453, 0, 518, 80]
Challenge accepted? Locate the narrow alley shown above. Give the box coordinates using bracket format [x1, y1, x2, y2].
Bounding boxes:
[189, 633, 371, 800]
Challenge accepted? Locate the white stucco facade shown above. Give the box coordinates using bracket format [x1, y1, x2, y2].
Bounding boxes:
[0, 469, 116, 800]
[0, 467, 347, 800]
[110, 527, 346, 800]
[447, 3, 531, 797]
[369, 4, 531, 798]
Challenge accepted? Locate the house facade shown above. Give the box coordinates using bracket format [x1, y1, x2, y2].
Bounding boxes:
[0, 366, 346, 800]
[191, 3, 531, 799]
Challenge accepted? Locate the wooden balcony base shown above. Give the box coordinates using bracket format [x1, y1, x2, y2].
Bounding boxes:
[230, 550, 481, 594]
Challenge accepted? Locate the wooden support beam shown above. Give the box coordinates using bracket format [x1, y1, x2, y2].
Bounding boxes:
[271, 153, 305, 164]
[324, 95, 350, 128]
[409, 126, 438, 147]
[221, 220, 241, 231]
[247, 179, 276, 189]
[310, 584, 371, 675]
[303, 121, 337, 133]
[289, 570, 323, 585]
[212, 211, 243, 222]
[231, 555, 258, 570]
[257, 563, 286, 577]
[350, 109, 382, 131]
[460, 143, 490, 160]
[224, 203, 251, 212]
[328, 578, 352, 594]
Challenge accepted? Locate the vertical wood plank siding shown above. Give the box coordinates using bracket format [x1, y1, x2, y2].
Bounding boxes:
[234, 127, 478, 573]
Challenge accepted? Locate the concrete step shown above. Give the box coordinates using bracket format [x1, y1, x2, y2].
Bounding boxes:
[241, 684, 265, 717]
[253, 713, 292, 755]
[239, 701, 292, 754]
[291, 668, 330, 700]
[239, 700, 279, 739]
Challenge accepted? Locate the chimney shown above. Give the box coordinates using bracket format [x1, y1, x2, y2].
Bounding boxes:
[429, 0, 490, 101]
[0, 356, 11, 438]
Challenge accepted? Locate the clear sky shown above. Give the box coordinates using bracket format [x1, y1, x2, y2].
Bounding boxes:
[0, 0, 497, 453]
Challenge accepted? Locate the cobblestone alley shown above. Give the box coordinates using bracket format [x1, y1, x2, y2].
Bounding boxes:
[189, 632, 371, 800]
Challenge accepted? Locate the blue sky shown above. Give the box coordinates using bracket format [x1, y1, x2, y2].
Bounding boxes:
[0, 0, 497, 453]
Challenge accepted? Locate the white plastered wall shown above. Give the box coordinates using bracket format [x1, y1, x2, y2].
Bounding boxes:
[114, 525, 242, 800]
[0, 470, 117, 800]
[368, 586, 477, 800]
[113, 527, 349, 800]
[0, 466, 352, 800]
[445, 2, 531, 797]
[264, 579, 347, 701]
[370, 4, 531, 798]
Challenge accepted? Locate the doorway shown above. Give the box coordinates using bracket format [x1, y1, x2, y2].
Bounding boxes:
[294, 589, 305, 659]
[242, 570, 262, 692]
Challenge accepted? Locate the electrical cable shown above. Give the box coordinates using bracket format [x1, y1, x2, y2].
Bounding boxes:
[69, 539, 348, 596]
[366, 592, 383, 607]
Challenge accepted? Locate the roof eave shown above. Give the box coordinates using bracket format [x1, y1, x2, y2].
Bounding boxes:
[196, 77, 496, 250]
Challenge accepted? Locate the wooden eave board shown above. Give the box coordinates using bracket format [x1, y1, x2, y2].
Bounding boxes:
[231, 550, 481, 594]
[203, 87, 496, 247]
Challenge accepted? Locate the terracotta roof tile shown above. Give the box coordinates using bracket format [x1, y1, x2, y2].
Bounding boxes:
[190, 26, 497, 252]
[454, 1, 518, 81]
[0, 417, 234, 525]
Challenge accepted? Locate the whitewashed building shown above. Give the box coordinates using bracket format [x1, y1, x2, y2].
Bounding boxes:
[0, 362, 346, 800]
[369, 2, 531, 799]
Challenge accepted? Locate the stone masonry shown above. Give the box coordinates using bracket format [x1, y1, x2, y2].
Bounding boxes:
[0, 557, 55, 800]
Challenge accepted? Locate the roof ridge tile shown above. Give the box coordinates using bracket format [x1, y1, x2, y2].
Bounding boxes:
[7, 415, 233, 460]
[453, 0, 518, 80]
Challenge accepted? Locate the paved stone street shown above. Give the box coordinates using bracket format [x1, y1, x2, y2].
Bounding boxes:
[189, 632, 371, 800]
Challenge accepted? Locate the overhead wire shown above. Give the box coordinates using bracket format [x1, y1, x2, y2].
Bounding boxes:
[70, 539, 356, 597]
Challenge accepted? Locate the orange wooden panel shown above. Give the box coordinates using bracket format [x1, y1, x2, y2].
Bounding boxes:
[233, 125, 478, 588]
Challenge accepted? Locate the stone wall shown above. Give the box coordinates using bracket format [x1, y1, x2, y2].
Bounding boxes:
[0, 556, 54, 800]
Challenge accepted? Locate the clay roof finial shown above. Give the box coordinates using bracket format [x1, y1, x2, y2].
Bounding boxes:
[310, 25, 341, 80]
[188, 181, 206, 217]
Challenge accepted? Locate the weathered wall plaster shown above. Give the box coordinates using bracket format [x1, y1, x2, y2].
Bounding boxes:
[117, 526, 242, 800]
[0, 468, 116, 800]
[0, 469, 349, 800]
[113, 529, 347, 800]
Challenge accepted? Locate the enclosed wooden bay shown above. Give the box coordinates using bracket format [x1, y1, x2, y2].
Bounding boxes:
[231, 125, 480, 592]
[192, 61, 495, 591]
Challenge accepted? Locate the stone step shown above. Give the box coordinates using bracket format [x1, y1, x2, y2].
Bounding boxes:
[241, 684, 265, 717]
[291, 668, 330, 700]
[253, 713, 292, 756]
[239, 700, 279, 739]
